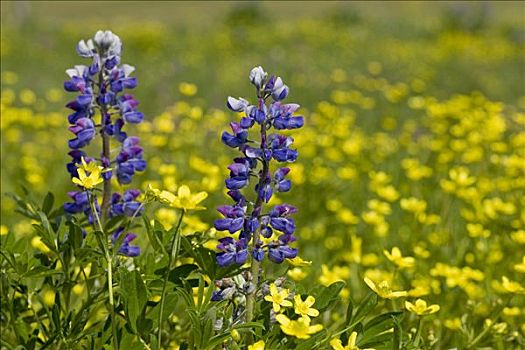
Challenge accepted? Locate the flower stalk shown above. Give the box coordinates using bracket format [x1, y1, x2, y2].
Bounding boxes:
[157, 210, 185, 350]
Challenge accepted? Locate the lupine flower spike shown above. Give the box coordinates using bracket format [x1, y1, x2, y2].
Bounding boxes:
[214, 66, 303, 269]
[64, 30, 146, 257]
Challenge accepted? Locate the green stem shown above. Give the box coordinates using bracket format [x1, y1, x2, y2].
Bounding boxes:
[466, 297, 510, 349]
[414, 317, 423, 346]
[89, 193, 118, 350]
[157, 210, 185, 350]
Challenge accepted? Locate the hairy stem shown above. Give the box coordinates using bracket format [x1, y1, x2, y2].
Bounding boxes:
[157, 210, 185, 350]
[97, 68, 112, 223]
[245, 118, 269, 344]
[101, 132, 112, 222]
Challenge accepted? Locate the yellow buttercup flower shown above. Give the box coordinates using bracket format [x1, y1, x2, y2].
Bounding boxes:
[330, 332, 375, 350]
[294, 295, 319, 320]
[275, 314, 323, 339]
[287, 268, 307, 281]
[78, 157, 105, 174]
[179, 82, 198, 97]
[383, 247, 415, 269]
[170, 185, 208, 211]
[364, 277, 407, 299]
[148, 185, 207, 211]
[287, 256, 312, 267]
[264, 283, 292, 313]
[248, 340, 265, 350]
[405, 299, 440, 316]
[72, 168, 103, 189]
[514, 256, 525, 273]
[501, 276, 525, 294]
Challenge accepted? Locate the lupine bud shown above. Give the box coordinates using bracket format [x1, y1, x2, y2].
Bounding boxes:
[249, 66, 267, 89]
[271, 77, 289, 101]
[227, 96, 249, 112]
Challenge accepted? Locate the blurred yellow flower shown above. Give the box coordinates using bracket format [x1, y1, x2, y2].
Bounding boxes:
[383, 247, 415, 269]
[319, 264, 350, 286]
[287, 256, 312, 267]
[444, 318, 462, 330]
[514, 256, 525, 273]
[501, 276, 525, 294]
[330, 332, 375, 350]
[179, 82, 198, 96]
[148, 185, 207, 211]
[275, 314, 322, 339]
[288, 267, 307, 281]
[247, 340, 265, 350]
[405, 299, 440, 316]
[364, 277, 407, 299]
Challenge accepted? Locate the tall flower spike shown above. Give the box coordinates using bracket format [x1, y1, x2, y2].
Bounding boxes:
[64, 30, 146, 255]
[215, 66, 303, 267]
[213, 67, 304, 332]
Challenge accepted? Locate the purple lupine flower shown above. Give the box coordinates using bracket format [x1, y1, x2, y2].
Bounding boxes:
[64, 191, 100, 224]
[66, 150, 93, 177]
[110, 189, 143, 217]
[68, 118, 96, 149]
[112, 227, 140, 257]
[216, 237, 249, 267]
[64, 31, 146, 257]
[214, 205, 246, 233]
[270, 102, 304, 130]
[116, 136, 146, 184]
[222, 122, 248, 148]
[225, 158, 252, 190]
[213, 67, 304, 269]
[274, 167, 291, 192]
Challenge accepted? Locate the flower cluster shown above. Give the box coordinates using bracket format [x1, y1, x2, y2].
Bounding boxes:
[214, 66, 303, 267]
[63, 31, 146, 257]
[263, 282, 323, 339]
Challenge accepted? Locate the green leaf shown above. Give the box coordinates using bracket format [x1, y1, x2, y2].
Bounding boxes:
[313, 281, 345, 311]
[361, 312, 403, 344]
[143, 215, 167, 254]
[295, 329, 327, 350]
[232, 322, 265, 332]
[154, 264, 198, 286]
[23, 265, 61, 278]
[345, 298, 354, 326]
[205, 333, 230, 350]
[41, 192, 54, 215]
[350, 292, 378, 328]
[105, 215, 124, 233]
[68, 221, 84, 251]
[187, 309, 202, 348]
[36, 211, 56, 252]
[120, 268, 148, 333]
